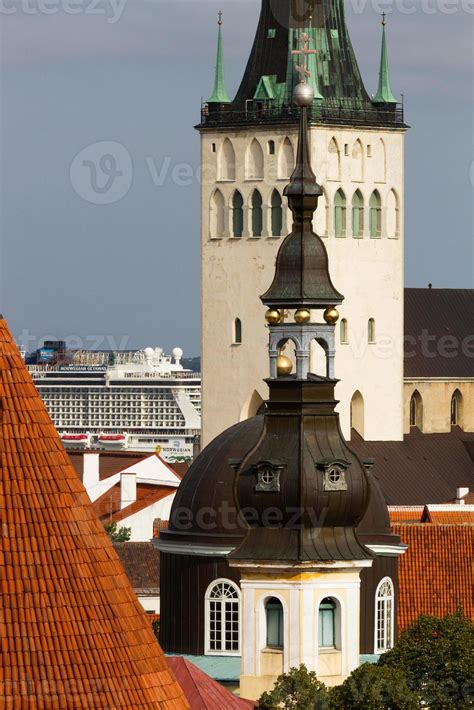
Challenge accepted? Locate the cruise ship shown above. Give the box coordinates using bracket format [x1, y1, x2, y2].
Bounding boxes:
[28, 345, 201, 461]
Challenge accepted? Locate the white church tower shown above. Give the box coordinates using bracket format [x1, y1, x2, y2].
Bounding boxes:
[199, 4, 406, 445]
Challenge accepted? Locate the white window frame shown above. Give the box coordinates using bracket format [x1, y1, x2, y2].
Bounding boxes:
[204, 578, 241, 656]
[374, 576, 395, 653]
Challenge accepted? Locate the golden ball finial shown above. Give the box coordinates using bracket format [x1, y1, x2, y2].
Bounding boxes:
[294, 308, 311, 324]
[277, 354, 293, 376]
[323, 307, 340, 325]
[265, 309, 282, 325]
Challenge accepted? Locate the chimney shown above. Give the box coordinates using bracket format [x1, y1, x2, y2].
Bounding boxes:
[455, 487, 469, 505]
[82, 453, 100, 492]
[120, 472, 137, 510]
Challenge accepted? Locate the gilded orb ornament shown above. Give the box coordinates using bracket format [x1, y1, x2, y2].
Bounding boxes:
[323, 307, 340, 325]
[277, 354, 293, 376]
[265, 309, 282, 325]
[294, 308, 311, 324]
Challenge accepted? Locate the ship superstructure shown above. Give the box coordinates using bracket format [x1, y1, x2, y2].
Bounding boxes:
[28, 346, 201, 461]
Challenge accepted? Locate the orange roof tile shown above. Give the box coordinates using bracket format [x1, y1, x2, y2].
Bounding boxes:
[389, 506, 424, 523]
[167, 657, 255, 709]
[93, 481, 173, 522]
[0, 317, 189, 708]
[394, 523, 474, 631]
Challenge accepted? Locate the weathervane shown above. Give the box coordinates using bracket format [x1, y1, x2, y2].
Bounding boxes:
[218, 9, 222, 25]
[292, 32, 316, 84]
[382, 11, 386, 26]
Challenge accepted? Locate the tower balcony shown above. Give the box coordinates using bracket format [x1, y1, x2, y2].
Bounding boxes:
[199, 98, 405, 130]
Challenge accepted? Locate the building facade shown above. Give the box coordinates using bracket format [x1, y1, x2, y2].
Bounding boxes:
[200, 1, 406, 445]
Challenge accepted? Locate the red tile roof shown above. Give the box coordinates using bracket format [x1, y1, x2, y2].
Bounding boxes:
[0, 317, 188, 708]
[94, 481, 173, 522]
[421, 505, 474, 525]
[167, 657, 255, 709]
[394, 523, 474, 631]
[114, 542, 161, 593]
[389, 507, 424, 523]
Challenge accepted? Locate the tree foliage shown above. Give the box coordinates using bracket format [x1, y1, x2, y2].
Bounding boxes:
[329, 663, 418, 709]
[256, 612, 473, 710]
[379, 610, 474, 708]
[258, 664, 328, 710]
[104, 521, 131, 542]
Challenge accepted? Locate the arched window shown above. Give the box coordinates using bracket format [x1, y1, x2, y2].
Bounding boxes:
[410, 390, 423, 430]
[368, 318, 376, 343]
[350, 390, 365, 438]
[218, 138, 236, 181]
[271, 189, 283, 237]
[375, 578, 394, 653]
[387, 189, 399, 239]
[319, 598, 337, 648]
[251, 190, 263, 237]
[209, 189, 225, 239]
[205, 580, 240, 655]
[328, 138, 341, 181]
[268, 140, 275, 155]
[340, 318, 348, 344]
[334, 189, 346, 237]
[232, 191, 244, 238]
[266, 597, 283, 648]
[352, 190, 364, 237]
[373, 138, 386, 183]
[451, 389, 463, 428]
[369, 190, 382, 238]
[245, 139, 264, 180]
[314, 188, 328, 237]
[233, 318, 242, 344]
[351, 139, 363, 182]
[278, 138, 295, 179]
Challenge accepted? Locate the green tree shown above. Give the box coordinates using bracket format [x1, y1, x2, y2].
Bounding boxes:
[329, 663, 418, 710]
[379, 610, 474, 709]
[258, 664, 329, 710]
[104, 521, 131, 542]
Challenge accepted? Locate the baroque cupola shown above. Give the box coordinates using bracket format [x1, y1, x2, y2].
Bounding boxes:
[228, 76, 373, 564]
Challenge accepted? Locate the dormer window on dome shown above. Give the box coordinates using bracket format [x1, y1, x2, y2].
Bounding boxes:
[255, 460, 284, 492]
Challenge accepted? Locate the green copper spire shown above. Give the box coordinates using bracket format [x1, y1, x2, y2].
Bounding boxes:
[208, 12, 231, 104]
[373, 14, 398, 104]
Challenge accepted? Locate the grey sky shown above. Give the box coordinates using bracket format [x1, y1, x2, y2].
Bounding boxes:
[0, 0, 473, 356]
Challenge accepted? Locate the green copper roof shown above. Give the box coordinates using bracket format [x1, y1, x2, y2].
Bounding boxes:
[373, 23, 397, 104]
[208, 21, 231, 104]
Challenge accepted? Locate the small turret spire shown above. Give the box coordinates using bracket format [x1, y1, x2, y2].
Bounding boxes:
[373, 13, 398, 104]
[208, 11, 231, 104]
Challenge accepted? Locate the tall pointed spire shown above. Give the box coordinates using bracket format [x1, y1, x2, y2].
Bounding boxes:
[373, 13, 398, 104]
[208, 11, 231, 104]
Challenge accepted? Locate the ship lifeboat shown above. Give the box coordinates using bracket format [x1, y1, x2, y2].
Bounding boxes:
[61, 433, 90, 450]
[98, 433, 128, 450]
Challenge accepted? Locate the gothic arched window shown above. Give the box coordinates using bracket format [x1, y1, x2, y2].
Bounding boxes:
[205, 580, 240, 655]
[410, 390, 423, 430]
[368, 318, 376, 343]
[266, 597, 284, 648]
[370, 190, 382, 238]
[251, 190, 263, 237]
[352, 190, 364, 237]
[278, 138, 295, 179]
[350, 390, 365, 438]
[218, 138, 236, 181]
[209, 189, 225, 239]
[233, 318, 242, 345]
[334, 189, 346, 237]
[387, 189, 399, 239]
[246, 139, 264, 180]
[375, 577, 394, 653]
[340, 318, 348, 344]
[271, 189, 283, 237]
[451, 389, 463, 428]
[232, 191, 244, 238]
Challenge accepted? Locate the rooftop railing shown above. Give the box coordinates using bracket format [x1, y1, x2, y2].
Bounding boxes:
[200, 98, 405, 129]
